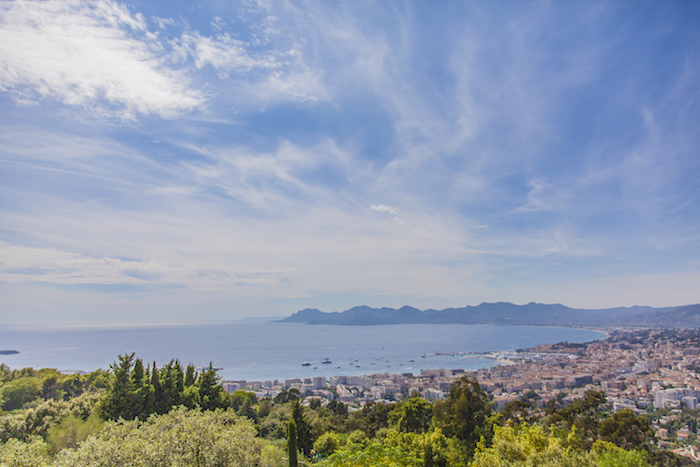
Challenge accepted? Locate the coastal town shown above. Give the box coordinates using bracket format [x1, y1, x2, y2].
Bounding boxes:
[223, 328, 700, 462]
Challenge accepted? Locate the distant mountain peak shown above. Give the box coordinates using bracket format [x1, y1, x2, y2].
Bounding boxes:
[276, 302, 700, 328]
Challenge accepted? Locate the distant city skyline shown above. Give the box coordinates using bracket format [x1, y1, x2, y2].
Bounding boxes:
[1, 1, 699, 326]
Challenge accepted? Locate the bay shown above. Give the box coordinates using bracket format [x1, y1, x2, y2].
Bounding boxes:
[0, 321, 604, 382]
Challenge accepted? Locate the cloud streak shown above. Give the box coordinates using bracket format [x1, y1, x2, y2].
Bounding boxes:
[0, 0, 204, 120]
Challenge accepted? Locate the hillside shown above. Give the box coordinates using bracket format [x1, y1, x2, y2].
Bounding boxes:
[278, 302, 700, 328]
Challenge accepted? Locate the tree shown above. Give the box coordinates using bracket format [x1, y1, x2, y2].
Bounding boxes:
[313, 432, 341, 458]
[471, 423, 599, 467]
[274, 388, 300, 404]
[131, 358, 147, 419]
[100, 353, 137, 420]
[327, 400, 348, 418]
[501, 400, 532, 424]
[349, 401, 393, 437]
[55, 407, 264, 467]
[198, 363, 224, 411]
[184, 364, 197, 387]
[151, 362, 166, 414]
[292, 399, 313, 457]
[598, 409, 654, 450]
[392, 398, 433, 433]
[551, 390, 607, 449]
[288, 418, 298, 467]
[432, 375, 492, 455]
[0, 377, 42, 411]
[315, 441, 421, 467]
[46, 414, 103, 455]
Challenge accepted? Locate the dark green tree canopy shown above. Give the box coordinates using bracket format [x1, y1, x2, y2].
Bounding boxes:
[432, 375, 492, 454]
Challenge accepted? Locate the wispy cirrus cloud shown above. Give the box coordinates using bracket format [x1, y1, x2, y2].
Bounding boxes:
[0, 0, 204, 120]
[0, 0, 325, 121]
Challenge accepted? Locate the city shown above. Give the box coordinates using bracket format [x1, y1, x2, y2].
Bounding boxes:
[224, 328, 700, 462]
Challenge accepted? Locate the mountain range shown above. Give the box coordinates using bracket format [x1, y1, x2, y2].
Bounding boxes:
[278, 302, 700, 328]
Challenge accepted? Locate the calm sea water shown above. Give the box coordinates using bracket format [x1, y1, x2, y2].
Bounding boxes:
[0, 321, 604, 382]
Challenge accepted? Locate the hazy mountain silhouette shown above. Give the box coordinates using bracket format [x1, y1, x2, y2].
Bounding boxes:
[278, 302, 700, 328]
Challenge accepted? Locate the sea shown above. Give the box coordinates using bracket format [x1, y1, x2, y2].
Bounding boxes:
[0, 321, 605, 382]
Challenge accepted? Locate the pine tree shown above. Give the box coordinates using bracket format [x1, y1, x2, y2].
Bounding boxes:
[433, 375, 492, 456]
[198, 362, 222, 410]
[101, 353, 137, 420]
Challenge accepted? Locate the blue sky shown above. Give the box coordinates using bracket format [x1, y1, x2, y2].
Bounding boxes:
[1, 0, 699, 326]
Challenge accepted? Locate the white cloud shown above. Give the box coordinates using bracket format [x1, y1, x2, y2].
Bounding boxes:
[371, 204, 399, 215]
[0, 0, 206, 120]
[178, 31, 278, 77]
[0, 0, 332, 119]
[0, 242, 283, 289]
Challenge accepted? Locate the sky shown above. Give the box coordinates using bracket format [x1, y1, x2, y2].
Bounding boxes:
[1, 0, 699, 326]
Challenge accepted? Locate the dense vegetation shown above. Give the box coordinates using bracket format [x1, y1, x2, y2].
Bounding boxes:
[0, 355, 694, 466]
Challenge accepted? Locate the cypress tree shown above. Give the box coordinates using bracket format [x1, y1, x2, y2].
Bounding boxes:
[131, 358, 147, 419]
[291, 399, 313, 456]
[143, 362, 155, 416]
[184, 364, 196, 387]
[287, 418, 298, 467]
[151, 362, 166, 414]
[160, 360, 182, 410]
[173, 360, 184, 397]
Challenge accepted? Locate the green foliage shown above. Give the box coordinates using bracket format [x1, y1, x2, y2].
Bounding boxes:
[288, 418, 298, 467]
[182, 383, 201, 409]
[593, 441, 651, 467]
[99, 353, 137, 421]
[470, 423, 653, 467]
[391, 397, 433, 433]
[548, 390, 607, 449]
[327, 400, 348, 417]
[184, 363, 197, 387]
[230, 390, 259, 421]
[45, 414, 103, 455]
[598, 408, 654, 450]
[55, 406, 264, 467]
[316, 441, 422, 467]
[1, 376, 43, 411]
[501, 399, 532, 424]
[382, 428, 452, 467]
[291, 399, 313, 456]
[347, 429, 370, 446]
[0, 437, 50, 467]
[97, 354, 232, 421]
[471, 423, 595, 467]
[0, 392, 101, 443]
[314, 432, 341, 458]
[198, 362, 225, 411]
[259, 404, 292, 439]
[261, 443, 287, 467]
[433, 375, 492, 455]
[274, 388, 300, 404]
[348, 400, 394, 438]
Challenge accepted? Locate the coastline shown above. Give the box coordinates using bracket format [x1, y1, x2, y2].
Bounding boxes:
[0, 323, 604, 382]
